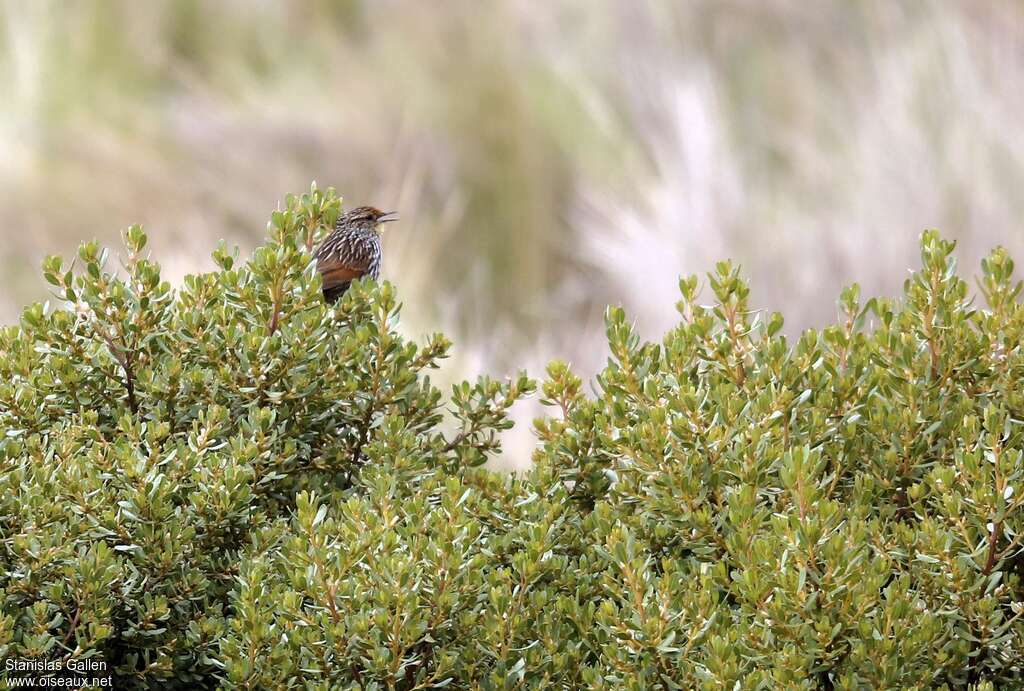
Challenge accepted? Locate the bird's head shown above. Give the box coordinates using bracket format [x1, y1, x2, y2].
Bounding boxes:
[337, 206, 399, 233]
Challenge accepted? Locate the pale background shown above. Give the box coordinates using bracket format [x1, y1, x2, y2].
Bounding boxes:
[2, 2, 1022, 466]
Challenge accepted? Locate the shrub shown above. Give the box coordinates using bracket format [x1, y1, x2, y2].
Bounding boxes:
[1, 186, 1022, 689]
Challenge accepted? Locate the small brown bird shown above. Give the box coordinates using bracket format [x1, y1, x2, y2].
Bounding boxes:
[315, 206, 398, 302]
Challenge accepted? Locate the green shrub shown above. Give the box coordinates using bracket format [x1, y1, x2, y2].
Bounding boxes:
[1, 186, 1022, 689]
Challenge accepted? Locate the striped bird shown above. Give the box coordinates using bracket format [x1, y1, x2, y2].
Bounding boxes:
[315, 206, 398, 302]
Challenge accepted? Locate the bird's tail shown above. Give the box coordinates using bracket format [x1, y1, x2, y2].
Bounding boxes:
[322, 283, 351, 304]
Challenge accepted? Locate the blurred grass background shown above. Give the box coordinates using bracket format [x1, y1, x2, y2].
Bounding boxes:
[2, 1, 1023, 465]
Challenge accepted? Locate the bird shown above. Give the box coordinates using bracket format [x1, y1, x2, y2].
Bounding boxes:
[315, 206, 399, 302]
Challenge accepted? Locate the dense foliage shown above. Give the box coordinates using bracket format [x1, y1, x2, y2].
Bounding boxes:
[1, 187, 1022, 689]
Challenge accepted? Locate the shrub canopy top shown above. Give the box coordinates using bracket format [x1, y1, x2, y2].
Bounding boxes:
[0, 186, 1022, 689]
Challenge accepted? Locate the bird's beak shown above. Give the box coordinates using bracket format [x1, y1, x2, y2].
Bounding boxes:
[378, 211, 400, 224]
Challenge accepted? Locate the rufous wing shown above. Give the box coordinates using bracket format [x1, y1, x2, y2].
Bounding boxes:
[317, 255, 368, 293]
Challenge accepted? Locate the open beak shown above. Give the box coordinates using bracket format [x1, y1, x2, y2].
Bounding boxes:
[378, 211, 400, 223]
